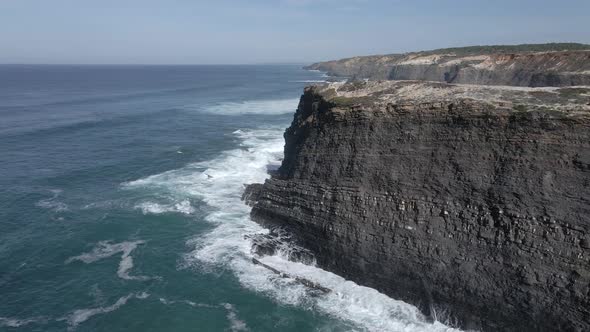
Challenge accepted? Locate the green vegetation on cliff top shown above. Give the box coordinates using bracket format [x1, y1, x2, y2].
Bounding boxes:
[417, 43, 590, 56]
[312, 43, 590, 63]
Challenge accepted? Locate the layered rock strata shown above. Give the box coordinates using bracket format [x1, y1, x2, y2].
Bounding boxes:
[245, 81, 590, 331]
[306, 44, 590, 87]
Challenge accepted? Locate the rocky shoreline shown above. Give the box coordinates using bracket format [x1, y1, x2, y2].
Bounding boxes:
[244, 80, 590, 331]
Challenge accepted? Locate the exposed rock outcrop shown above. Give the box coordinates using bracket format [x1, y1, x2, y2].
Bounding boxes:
[245, 81, 590, 331]
[306, 43, 590, 87]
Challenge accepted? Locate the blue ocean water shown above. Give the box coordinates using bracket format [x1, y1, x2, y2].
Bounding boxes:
[0, 65, 457, 332]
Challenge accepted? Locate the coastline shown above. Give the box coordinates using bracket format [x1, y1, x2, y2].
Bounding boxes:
[245, 79, 590, 331]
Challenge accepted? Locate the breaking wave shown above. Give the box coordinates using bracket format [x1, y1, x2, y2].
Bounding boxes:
[289, 80, 328, 83]
[124, 127, 460, 332]
[200, 98, 299, 115]
[135, 199, 195, 215]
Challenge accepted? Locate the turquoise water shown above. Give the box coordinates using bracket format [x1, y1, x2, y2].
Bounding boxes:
[0, 65, 456, 332]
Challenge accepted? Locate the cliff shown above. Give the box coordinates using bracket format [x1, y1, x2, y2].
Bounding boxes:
[305, 43, 590, 87]
[244, 81, 590, 331]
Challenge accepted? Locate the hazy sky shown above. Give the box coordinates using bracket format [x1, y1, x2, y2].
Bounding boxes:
[1, 0, 589, 64]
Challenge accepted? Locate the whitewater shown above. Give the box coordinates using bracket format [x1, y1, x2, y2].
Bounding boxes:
[0, 64, 460, 331]
[123, 99, 460, 332]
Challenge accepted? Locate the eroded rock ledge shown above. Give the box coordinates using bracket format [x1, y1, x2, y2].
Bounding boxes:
[245, 81, 590, 331]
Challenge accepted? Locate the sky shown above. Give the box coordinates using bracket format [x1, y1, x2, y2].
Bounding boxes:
[0, 0, 589, 64]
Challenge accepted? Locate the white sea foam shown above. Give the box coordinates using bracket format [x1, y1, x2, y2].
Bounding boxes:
[290, 80, 328, 83]
[222, 303, 249, 332]
[36, 189, 68, 212]
[125, 127, 461, 331]
[62, 292, 149, 330]
[0, 316, 45, 328]
[135, 200, 195, 215]
[82, 199, 124, 210]
[158, 297, 214, 308]
[66, 240, 155, 281]
[157, 298, 248, 330]
[200, 98, 299, 115]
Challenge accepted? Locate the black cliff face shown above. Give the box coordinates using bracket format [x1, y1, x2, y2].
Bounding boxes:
[245, 82, 590, 331]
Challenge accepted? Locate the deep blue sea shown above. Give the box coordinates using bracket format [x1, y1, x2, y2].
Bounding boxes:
[0, 65, 457, 332]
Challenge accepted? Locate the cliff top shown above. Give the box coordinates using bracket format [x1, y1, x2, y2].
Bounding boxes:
[309, 43, 590, 65]
[313, 80, 590, 116]
[305, 43, 590, 87]
[411, 43, 590, 56]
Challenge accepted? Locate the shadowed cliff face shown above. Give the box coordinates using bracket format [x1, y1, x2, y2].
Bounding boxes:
[245, 81, 590, 331]
[306, 46, 590, 87]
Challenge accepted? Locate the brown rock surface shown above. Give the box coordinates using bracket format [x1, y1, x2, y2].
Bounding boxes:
[306, 44, 590, 87]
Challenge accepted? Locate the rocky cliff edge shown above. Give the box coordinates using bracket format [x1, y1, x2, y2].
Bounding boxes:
[306, 44, 590, 87]
[245, 81, 590, 331]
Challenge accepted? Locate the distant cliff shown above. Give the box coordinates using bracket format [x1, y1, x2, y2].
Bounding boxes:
[245, 81, 590, 331]
[305, 43, 590, 87]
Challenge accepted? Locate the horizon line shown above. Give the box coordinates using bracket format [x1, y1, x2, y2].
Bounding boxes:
[0, 62, 312, 66]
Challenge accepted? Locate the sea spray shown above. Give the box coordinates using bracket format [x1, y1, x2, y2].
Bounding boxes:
[125, 126, 460, 332]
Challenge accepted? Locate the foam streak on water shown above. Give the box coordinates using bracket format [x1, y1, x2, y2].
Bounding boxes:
[123, 111, 460, 331]
[66, 240, 155, 281]
[35, 189, 69, 212]
[61, 292, 149, 330]
[0, 317, 46, 328]
[222, 303, 250, 332]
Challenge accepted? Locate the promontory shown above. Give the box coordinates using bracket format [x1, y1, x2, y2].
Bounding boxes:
[244, 44, 590, 331]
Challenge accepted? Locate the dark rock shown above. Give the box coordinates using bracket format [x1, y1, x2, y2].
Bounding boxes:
[245, 82, 590, 331]
[242, 183, 263, 206]
[246, 228, 316, 264]
[251, 258, 331, 294]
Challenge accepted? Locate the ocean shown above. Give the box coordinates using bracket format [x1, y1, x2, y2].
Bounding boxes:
[0, 65, 457, 332]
